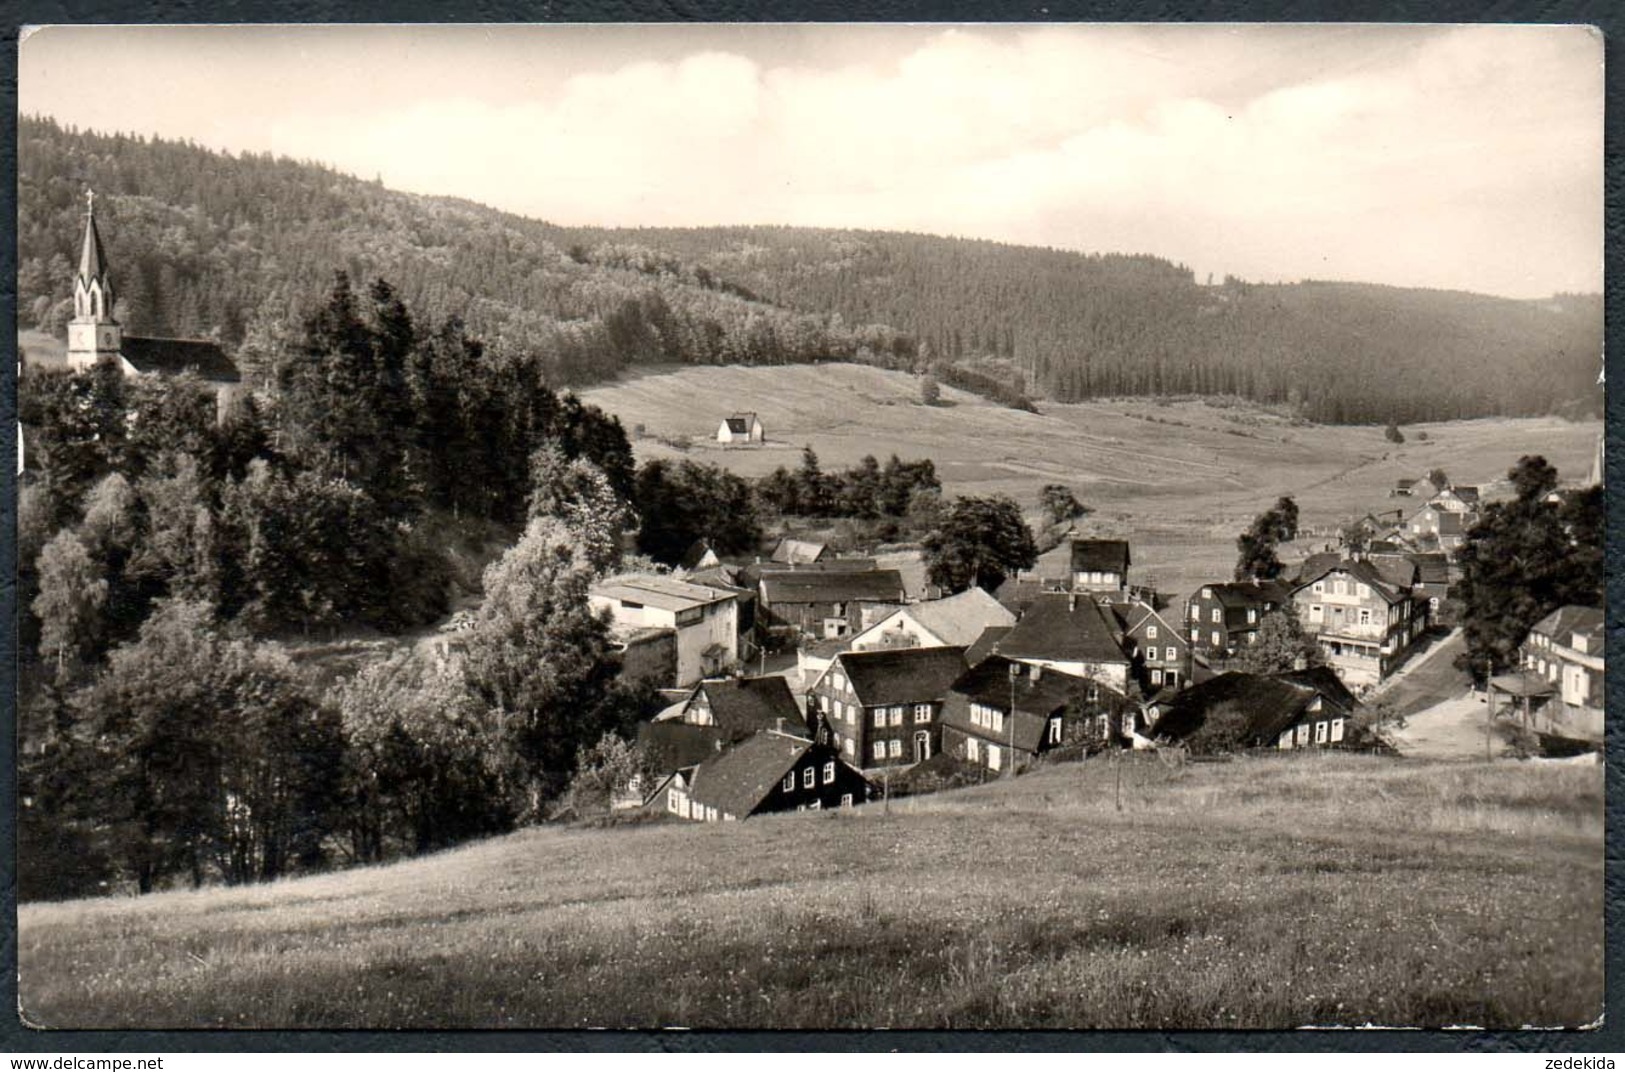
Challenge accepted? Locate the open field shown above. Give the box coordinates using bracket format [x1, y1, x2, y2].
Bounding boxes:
[19, 753, 1602, 1031]
[580, 364, 1602, 597]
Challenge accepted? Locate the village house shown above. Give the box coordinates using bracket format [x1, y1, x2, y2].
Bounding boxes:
[1068, 539, 1131, 593]
[1511, 606, 1604, 747]
[53, 191, 241, 420]
[1368, 551, 1453, 615]
[1407, 503, 1470, 550]
[1184, 580, 1294, 661]
[1430, 486, 1481, 513]
[796, 586, 1013, 685]
[588, 574, 739, 688]
[638, 676, 802, 776]
[715, 412, 765, 444]
[940, 655, 1130, 772]
[678, 539, 721, 572]
[769, 537, 830, 565]
[1148, 668, 1361, 750]
[807, 646, 970, 768]
[758, 568, 906, 639]
[1113, 599, 1190, 695]
[993, 592, 1133, 691]
[657, 729, 871, 822]
[1291, 559, 1428, 687]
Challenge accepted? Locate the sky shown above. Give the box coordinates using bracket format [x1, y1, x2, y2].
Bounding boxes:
[19, 23, 1604, 298]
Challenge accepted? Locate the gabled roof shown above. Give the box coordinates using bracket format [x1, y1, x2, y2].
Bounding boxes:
[835, 646, 970, 707]
[861, 587, 1015, 648]
[1149, 672, 1321, 745]
[963, 625, 1011, 666]
[120, 336, 240, 383]
[1396, 478, 1417, 489]
[679, 539, 718, 571]
[992, 576, 1066, 614]
[1273, 666, 1361, 712]
[592, 574, 738, 613]
[638, 721, 733, 774]
[1530, 605, 1604, 642]
[1452, 486, 1481, 504]
[1117, 600, 1182, 642]
[722, 412, 759, 433]
[1295, 552, 1343, 582]
[1197, 580, 1295, 608]
[770, 538, 827, 564]
[941, 657, 1081, 753]
[1292, 559, 1408, 605]
[1070, 539, 1131, 574]
[760, 570, 905, 606]
[994, 593, 1130, 666]
[688, 731, 817, 819]
[1369, 556, 1418, 591]
[696, 676, 801, 735]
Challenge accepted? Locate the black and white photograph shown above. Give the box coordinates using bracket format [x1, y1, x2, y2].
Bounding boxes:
[12, 22, 1605, 1032]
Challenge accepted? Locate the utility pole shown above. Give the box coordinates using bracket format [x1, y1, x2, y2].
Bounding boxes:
[1484, 657, 1494, 762]
[1008, 662, 1019, 777]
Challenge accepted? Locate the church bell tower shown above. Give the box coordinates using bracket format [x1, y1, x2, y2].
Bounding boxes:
[67, 189, 122, 371]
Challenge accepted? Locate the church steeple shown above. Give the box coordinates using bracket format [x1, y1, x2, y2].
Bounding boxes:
[67, 189, 122, 371]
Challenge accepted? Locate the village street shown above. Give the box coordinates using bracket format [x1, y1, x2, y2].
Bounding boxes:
[1369, 629, 1502, 759]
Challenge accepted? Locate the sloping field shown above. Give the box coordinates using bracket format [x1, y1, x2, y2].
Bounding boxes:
[19, 754, 1601, 1031]
[580, 364, 1602, 597]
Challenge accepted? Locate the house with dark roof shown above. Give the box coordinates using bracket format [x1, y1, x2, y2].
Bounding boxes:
[768, 537, 830, 565]
[639, 676, 804, 775]
[58, 192, 240, 420]
[661, 730, 870, 822]
[993, 592, 1133, 691]
[758, 569, 905, 638]
[807, 646, 969, 769]
[941, 655, 1128, 772]
[1068, 539, 1131, 593]
[715, 412, 765, 444]
[1148, 669, 1361, 750]
[679, 539, 721, 572]
[1408, 504, 1470, 550]
[1290, 559, 1428, 687]
[1184, 580, 1295, 661]
[1111, 599, 1190, 695]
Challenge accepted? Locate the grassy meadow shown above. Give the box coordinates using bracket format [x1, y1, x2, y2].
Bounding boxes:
[578, 364, 1602, 598]
[19, 753, 1602, 1031]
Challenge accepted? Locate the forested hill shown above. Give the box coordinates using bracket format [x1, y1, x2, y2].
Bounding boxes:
[17, 117, 918, 386]
[19, 116, 1601, 424]
[560, 225, 1603, 424]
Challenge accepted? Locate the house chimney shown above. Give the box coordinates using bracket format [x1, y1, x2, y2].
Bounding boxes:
[776, 717, 785, 735]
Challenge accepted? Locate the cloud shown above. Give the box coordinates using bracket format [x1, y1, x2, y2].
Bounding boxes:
[23, 24, 1602, 296]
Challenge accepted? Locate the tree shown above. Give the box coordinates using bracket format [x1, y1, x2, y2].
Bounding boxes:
[1384, 424, 1405, 444]
[527, 446, 634, 576]
[34, 531, 108, 680]
[460, 517, 632, 813]
[919, 375, 941, 406]
[1184, 700, 1253, 756]
[1235, 498, 1296, 580]
[557, 732, 655, 819]
[924, 495, 1038, 593]
[1039, 484, 1089, 527]
[1233, 607, 1323, 674]
[1455, 456, 1601, 678]
[1427, 468, 1449, 490]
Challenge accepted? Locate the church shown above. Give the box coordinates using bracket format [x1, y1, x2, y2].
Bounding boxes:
[61, 191, 241, 417]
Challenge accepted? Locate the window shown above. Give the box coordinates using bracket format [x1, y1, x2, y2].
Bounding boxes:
[1212, 631, 1222, 647]
[1165, 647, 1176, 661]
[803, 767, 815, 788]
[872, 741, 886, 761]
[1247, 609, 1257, 624]
[1048, 718, 1063, 744]
[832, 673, 846, 693]
[1146, 625, 1158, 640]
[1331, 719, 1345, 743]
[890, 706, 905, 727]
[992, 710, 1004, 733]
[1310, 604, 1323, 621]
[1150, 669, 1162, 684]
[1357, 584, 1370, 598]
[1247, 632, 1257, 644]
[914, 703, 932, 722]
[888, 739, 902, 758]
[966, 737, 980, 762]
[783, 773, 795, 792]
[872, 708, 885, 729]
[841, 793, 853, 807]
[843, 738, 854, 757]
[1358, 608, 1372, 626]
[1191, 628, 1201, 641]
[823, 761, 836, 784]
[1312, 582, 1324, 594]
[1202, 588, 1212, 599]
[988, 744, 1002, 771]
[1315, 721, 1329, 744]
[1211, 608, 1222, 623]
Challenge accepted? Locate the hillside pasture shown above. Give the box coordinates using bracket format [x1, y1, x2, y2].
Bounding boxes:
[18, 753, 1601, 1031]
[581, 364, 1602, 597]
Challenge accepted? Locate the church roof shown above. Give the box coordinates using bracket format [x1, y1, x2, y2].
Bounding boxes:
[79, 209, 108, 283]
[120, 336, 241, 383]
